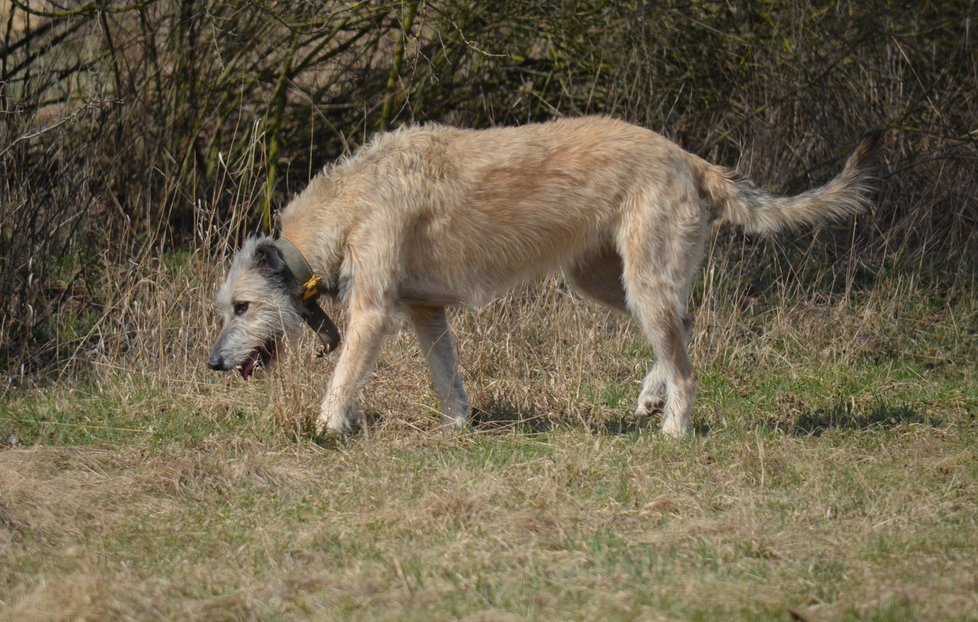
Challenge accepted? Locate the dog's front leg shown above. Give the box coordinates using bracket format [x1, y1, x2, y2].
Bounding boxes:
[406, 304, 470, 431]
[315, 304, 391, 435]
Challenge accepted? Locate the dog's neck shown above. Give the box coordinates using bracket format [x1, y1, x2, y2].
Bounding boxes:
[272, 237, 316, 291]
[278, 163, 367, 299]
[279, 237, 343, 300]
[272, 236, 342, 354]
[277, 227, 344, 298]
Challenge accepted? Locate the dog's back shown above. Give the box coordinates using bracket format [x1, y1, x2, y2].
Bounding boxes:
[284, 117, 700, 304]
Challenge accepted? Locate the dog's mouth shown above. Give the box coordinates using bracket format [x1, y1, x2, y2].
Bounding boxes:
[238, 341, 276, 380]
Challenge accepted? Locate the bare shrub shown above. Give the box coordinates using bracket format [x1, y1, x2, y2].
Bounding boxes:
[1, 0, 975, 381]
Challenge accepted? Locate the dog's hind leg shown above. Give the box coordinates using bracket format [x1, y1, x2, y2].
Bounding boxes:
[567, 242, 695, 432]
[619, 194, 707, 437]
[636, 313, 692, 416]
[636, 364, 668, 416]
[628, 294, 697, 437]
[406, 304, 470, 431]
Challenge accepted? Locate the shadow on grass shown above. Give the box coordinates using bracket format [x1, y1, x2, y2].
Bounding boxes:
[470, 401, 711, 436]
[307, 401, 714, 443]
[591, 413, 712, 436]
[471, 403, 555, 434]
[761, 400, 938, 436]
[307, 410, 387, 448]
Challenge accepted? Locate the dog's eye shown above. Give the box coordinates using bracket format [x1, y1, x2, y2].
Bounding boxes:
[233, 301, 250, 316]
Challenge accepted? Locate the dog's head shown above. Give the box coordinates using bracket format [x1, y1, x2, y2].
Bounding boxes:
[207, 237, 305, 379]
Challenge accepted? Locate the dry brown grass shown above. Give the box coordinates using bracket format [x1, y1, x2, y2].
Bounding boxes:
[3, 0, 976, 371]
[2, 416, 976, 619]
[2, 2, 977, 618]
[1, 239, 976, 619]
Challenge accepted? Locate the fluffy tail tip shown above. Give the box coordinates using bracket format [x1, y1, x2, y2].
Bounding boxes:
[847, 128, 885, 172]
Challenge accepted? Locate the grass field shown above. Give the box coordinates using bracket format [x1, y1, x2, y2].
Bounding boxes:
[2, 258, 976, 621]
[3, 1, 976, 619]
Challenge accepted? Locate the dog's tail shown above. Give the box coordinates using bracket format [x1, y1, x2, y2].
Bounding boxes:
[691, 131, 883, 235]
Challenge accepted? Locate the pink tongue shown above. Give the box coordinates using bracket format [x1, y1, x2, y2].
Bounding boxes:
[239, 356, 256, 380]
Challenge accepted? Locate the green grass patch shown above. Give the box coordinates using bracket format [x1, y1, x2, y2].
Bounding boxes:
[2, 289, 976, 620]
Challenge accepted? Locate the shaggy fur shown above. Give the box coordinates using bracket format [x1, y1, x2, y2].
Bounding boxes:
[208, 239, 306, 380]
[209, 116, 881, 437]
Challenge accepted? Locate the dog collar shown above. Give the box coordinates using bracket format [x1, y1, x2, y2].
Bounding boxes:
[273, 237, 323, 300]
[272, 237, 341, 354]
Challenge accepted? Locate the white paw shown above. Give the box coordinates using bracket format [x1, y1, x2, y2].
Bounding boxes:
[635, 392, 665, 417]
[440, 411, 471, 434]
[661, 414, 692, 438]
[316, 402, 360, 436]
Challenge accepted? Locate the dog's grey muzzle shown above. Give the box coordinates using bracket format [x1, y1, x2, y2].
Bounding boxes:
[206, 326, 234, 370]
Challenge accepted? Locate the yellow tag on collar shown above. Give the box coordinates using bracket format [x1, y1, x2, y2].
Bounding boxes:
[300, 275, 322, 300]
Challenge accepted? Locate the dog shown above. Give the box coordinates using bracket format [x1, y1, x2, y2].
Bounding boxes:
[207, 116, 881, 437]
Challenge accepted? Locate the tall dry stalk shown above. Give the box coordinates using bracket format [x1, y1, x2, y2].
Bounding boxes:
[1, 0, 975, 382]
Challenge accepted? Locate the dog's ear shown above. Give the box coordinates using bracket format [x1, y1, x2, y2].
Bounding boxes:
[253, 241, 290, 281]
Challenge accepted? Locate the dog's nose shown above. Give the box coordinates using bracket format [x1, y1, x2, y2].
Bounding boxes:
[207, 352, 225, 371]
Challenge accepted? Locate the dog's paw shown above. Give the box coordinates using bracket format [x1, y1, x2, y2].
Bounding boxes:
[315, 410, 361, 437]
[660, 414, 692, 438]
[439, 413, 471, 435]
[635, 394, 665, 417]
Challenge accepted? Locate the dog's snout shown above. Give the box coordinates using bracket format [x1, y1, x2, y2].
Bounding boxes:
[207, 351, 225, 371]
